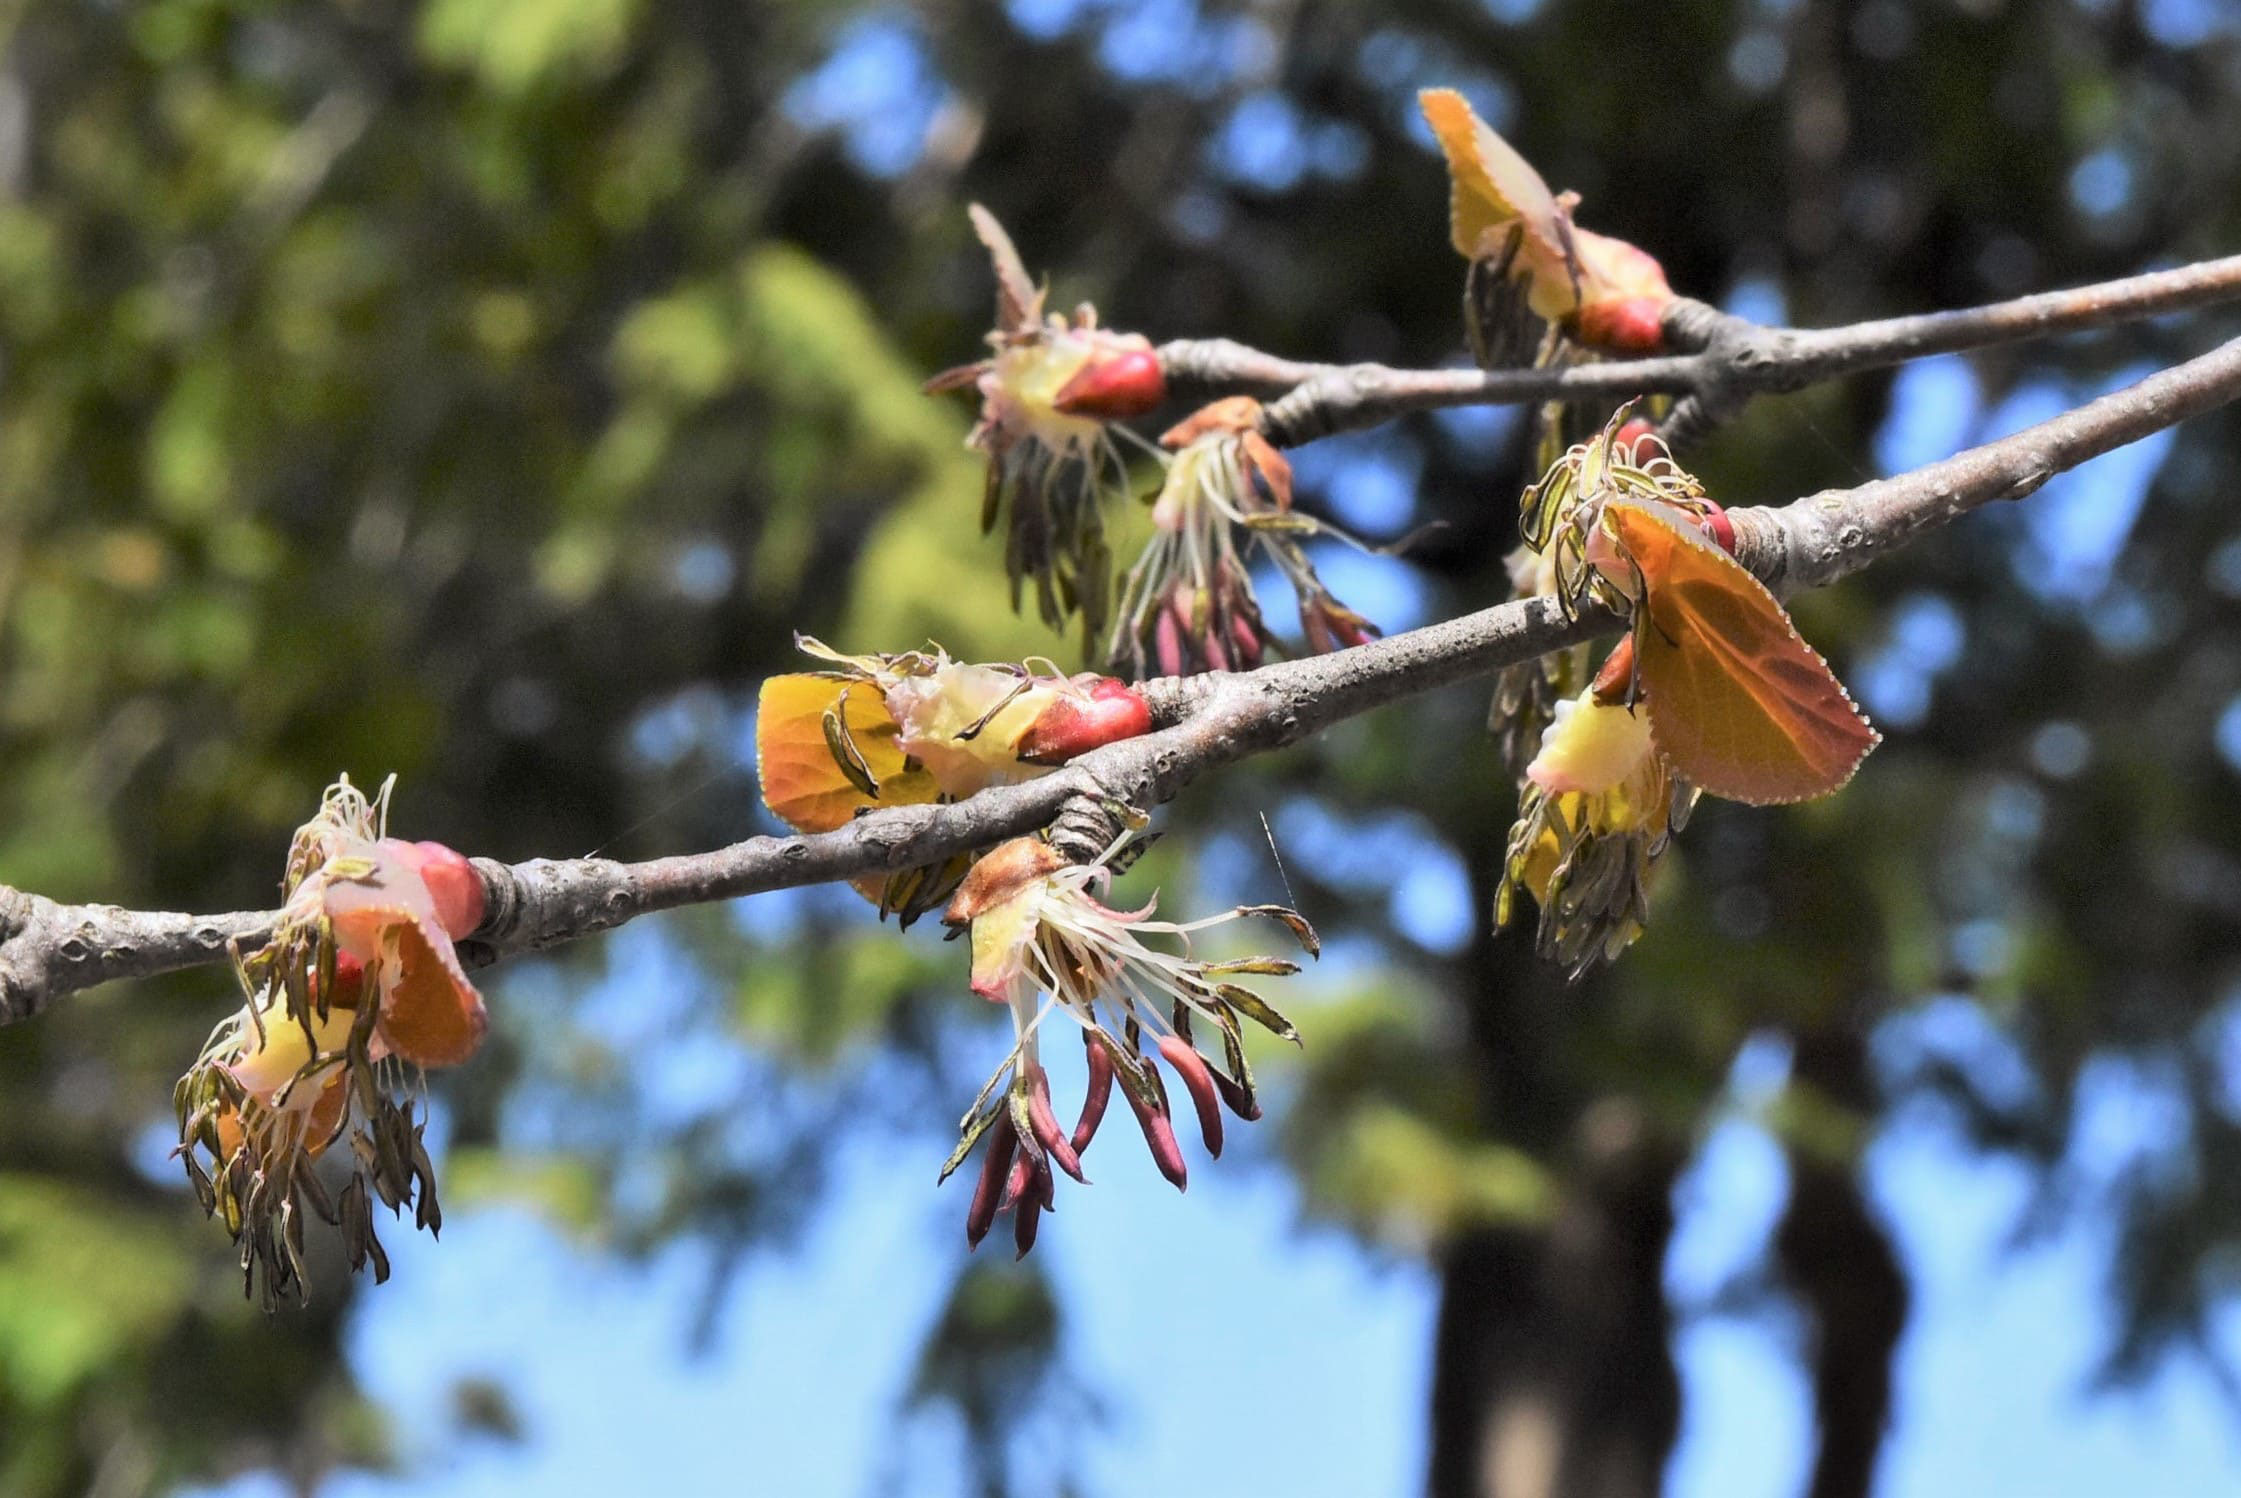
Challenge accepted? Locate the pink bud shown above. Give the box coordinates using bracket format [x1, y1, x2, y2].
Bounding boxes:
[1228, 610, 1264, 669]
[378, 838, 486, 940]
[1575, 295, 1670, 354]
[966, 1114, 1018, 1250]
[1026, 1068, 1087, 1183]
[1051, 347, 1168, 419]
[1073, 1040, 1115, 1154]
[1120, 1066, 1189, 1191]
[1156, 1034, 1224, 1160]
[1202, 620, 1233, 673]
[1001, 1152, 1033, 1212]
[1013, 1187, 1043, 1259]
[1154, 605, 1188, 678]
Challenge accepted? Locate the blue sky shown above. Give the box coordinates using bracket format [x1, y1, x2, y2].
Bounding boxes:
[180, 1033, 2241, 1498]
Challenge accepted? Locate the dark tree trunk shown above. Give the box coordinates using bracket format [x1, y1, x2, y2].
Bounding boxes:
[1427, 1101, 1685, 1498]
[1778, 1031, 1910, 1498]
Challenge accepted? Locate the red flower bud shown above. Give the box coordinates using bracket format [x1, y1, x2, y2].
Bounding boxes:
[1015, 678, 1154, 764]
[1156, 1034, 1224, 1160]
[1574, 295, 1671, 354]
[1051, 348, 1167, 419]
[1699, 498, 1737, 556]
[1611, 418, 1659, 461]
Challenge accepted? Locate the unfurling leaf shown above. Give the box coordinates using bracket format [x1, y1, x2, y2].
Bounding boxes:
[1419, 87, 1574, 320]
[1600, 501, 1878, 804]
[757, 674, 934, 835]
[1417, 88, 1675, 353]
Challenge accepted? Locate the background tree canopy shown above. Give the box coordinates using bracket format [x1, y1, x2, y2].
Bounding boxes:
[4, 0, 2241, 1494]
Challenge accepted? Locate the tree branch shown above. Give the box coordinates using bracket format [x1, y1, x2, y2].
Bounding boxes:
[5, 332, 2239, 1028]
[1150, 254, 2241, 448]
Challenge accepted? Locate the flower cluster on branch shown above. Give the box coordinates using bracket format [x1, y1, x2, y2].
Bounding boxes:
[173, 778, 488, 1304]
[5, 86, 2241, 1295]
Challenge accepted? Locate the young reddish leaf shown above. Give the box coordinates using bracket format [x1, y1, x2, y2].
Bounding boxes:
[323, 841, 490, 1069]
[1120, 1071, 1189, 1191]
[1590, 632, 1638, 701]
[1603, 502, 1879, 804]
[1156, 1033, 1224, 1159]
[1073, 1034, 1115, 1154]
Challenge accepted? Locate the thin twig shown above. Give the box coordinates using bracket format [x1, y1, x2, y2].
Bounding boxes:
[1150, 255, 2241, 448]
[5, 332, 2239, 1027]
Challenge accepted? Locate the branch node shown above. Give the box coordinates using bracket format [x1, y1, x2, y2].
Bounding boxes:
[1047, 795, 1135, 866]
[1137, 671, 1221, 726]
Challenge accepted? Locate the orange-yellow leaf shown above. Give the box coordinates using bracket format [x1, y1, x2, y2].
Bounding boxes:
[1605, 503, 1878, 805]
[378, 918, 488, 1069]
[217, 1071, 349, 1162]
[755, 675, 937, 835]
[1418, 88, 1576, 318]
